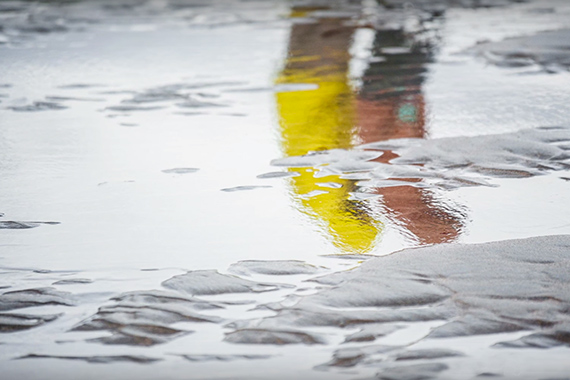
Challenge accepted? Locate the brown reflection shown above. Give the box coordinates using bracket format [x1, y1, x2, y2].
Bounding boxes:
[357, 28, 463, 244]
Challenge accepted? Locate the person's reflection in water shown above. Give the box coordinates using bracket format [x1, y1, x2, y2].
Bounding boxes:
[357, 28, 464, 244]
[276, 8, 381, 254]
[275, 7, 463, 252]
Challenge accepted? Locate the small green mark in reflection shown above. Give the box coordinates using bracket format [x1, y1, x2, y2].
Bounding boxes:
[398, 103, 417, 123]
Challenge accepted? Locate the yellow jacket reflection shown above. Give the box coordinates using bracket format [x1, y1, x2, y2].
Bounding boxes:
[275, 16, 380, 254]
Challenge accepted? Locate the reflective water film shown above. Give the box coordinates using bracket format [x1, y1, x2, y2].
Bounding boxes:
[1, 0, 570, 379]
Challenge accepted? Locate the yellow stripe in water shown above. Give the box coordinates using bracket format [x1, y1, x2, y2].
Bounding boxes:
[275, 38, 381, 253]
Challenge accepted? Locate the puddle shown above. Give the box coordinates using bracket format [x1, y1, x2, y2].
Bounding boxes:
[1, 0, 570, 379]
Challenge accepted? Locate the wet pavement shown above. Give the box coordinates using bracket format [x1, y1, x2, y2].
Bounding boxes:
[1, 0, 570, 379]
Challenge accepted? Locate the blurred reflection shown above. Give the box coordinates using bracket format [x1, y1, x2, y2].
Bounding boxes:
[357, 29, 428, 144]
[275, 9, 380, 253]
[275, 7, 463, 252]
[357, 28, 463, 244]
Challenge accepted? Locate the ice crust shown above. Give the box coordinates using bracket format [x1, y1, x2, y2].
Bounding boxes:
[272, 126, 570, 192]
[271, 149, 382, 168]
[472, 29, 570, 71]
[0, 313, 60, 333]
[161, 270, 283, 295]
[18, 354, 161, 364]
[224, 328, 326, 345]
[361, 126, 570, 171]
[0, 288, 75, 311]
[3, 237, 570, 377]
[226, 235, 570, 376]
[73, 290, 222, 346]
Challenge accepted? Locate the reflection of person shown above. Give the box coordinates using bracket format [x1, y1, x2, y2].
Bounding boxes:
[276, 9, 381, 254]
[357, 28, 463, 244]
[275, 6, 462, 252]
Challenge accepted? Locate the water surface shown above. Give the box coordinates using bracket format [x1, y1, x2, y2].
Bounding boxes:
[1, 0, 570, 378]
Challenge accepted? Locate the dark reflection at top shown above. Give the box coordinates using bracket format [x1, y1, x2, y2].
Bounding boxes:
[356, 27, 464, 245]
[275, 5, 464, 251]
[357, 29, 433, 143]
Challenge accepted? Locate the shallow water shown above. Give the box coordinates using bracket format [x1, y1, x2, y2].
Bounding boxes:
[1, 0, 570, 379]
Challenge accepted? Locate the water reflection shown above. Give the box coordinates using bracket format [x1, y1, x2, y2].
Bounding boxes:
[357, 29, 430, 143]
[275, 9, 380, 254]
[275, 7, 463, 252]
[357, 26, 464, 245]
